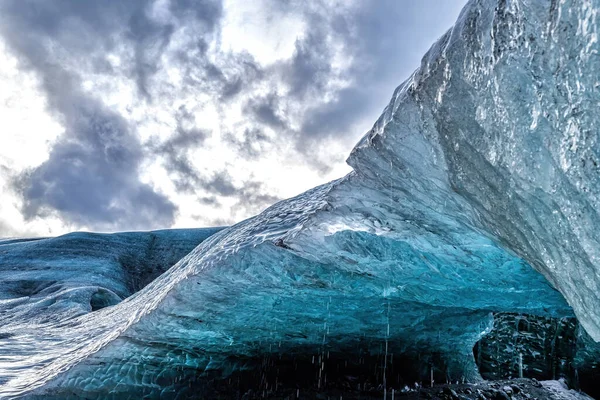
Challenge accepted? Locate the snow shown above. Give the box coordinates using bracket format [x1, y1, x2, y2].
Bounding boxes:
[541, 380, 594, 400]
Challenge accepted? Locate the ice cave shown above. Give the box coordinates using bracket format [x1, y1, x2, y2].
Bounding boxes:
[1, 0, 600, 398]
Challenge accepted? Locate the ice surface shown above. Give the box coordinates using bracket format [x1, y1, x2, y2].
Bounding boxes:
[0, 228, 222, 319]
[2, 0, 600, 397]
[0, 228, 221, 391]
[475, 313, 577, 381]
[348, 0, 600, 342]
[4, 198, 572, 398]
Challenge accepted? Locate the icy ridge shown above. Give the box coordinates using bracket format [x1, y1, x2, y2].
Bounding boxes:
[348, 0, 600, 340]
[0, 228, 222, 395]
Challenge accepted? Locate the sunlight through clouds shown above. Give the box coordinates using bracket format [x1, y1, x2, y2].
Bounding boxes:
[0, 0, 466, 237]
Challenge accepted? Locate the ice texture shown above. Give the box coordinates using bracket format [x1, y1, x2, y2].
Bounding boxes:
[475, 313, 577, 381]
[0, 228, 223, 319]
[2, 0, 600, 397]
[3, 193, 571, 398]
[0, 228, 221, 390]
[348, 0, 600, 342]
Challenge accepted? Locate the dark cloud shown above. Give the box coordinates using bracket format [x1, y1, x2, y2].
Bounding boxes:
[285, 24, 332, 98]
[217, 0, 466, 172]
[220, 77, 243, 99]
[235, 181, 282, 217]
[299, 86, 367, 139]
[205, 177, 282, 224]
[206, 173, 282, 218]
[0, 0, 189, 230]
[200, 171, 237, 197]
[127, 8, 175, 99]
[152, 124, 278, 215]
[271, 0, 467, 147]
[10, 74, 177, 230]
[244, 94, 287, 130]
[153, 133, 206, 194]
[171, 0, 222, 29]
[198, 196, 219, 206]
[150, 105, 208, 194]
[0, 0, 466, 232]
[169, 48, 263, 110]
[218, 58, 263, 101]
[223, 128, 271, 160]
[166, 163, 280, 221]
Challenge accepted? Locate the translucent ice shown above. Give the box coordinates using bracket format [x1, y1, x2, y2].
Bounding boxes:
[2, 0, 600, 397]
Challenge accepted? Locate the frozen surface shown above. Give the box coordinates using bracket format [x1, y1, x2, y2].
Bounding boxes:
[0, 228, 222, 319]
[2, 189, 571, 398]
[0, 228, 221, 390]
[348, 0, 600, 341]
[475, 313, 577, 381]
[540, 380, 594, 400]
[2, 0, 600, 397]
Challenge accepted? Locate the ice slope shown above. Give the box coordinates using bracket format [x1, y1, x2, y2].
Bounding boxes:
[0, 228, 221, 388]
[0, 228, 223, 318]
[351, 0, 600, 342]
[2, 0, 600, 397]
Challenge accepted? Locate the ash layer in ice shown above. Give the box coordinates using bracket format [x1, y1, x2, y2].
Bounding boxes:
[2, 0, 600, 398]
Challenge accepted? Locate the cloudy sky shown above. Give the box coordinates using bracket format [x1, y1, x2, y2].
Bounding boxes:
[0, 0, 466, 237]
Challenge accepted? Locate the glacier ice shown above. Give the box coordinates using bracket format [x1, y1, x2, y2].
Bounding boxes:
[0, 228, 222, 321]
[475, 312, 600, 397]
[2, 0, 600, 397]
[0, 228, 221, 390]
[475, 313, 577, 381]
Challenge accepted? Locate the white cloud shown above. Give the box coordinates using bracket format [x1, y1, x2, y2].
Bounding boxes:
[0, 39, 63, 171]
[0, 39, 72, 237]
[0, 0, 467, 237]
[220, 0, 306, 65]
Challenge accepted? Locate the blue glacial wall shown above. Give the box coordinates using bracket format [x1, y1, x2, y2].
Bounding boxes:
[1, 0, 600, 398]
[0, 228, 223, 320]
[0, 228, 222, 391]
[348, 0, 600, 342]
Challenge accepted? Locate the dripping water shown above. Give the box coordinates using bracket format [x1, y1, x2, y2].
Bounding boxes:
[383, 159, 393, 400]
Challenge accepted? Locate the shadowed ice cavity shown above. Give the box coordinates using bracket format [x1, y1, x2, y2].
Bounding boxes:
[3, 0, 600, 397]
